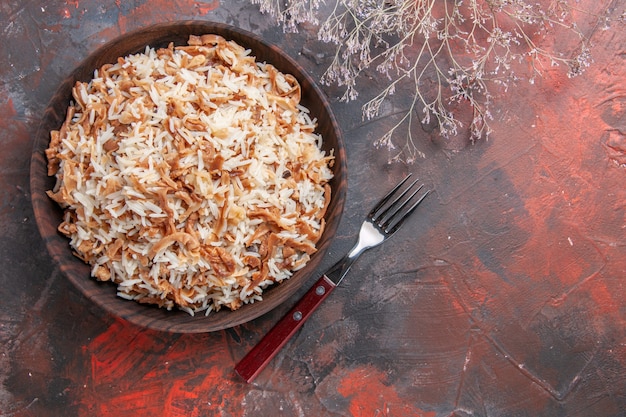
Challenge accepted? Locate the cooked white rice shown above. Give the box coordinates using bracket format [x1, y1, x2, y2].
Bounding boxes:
[45, 34, 334, 315]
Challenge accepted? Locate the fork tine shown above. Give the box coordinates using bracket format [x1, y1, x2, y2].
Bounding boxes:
[382, 188, 430, 233]
[375, 180, 422, 225]
[369, 174, 430, 233]
[369, 174, 414, 220]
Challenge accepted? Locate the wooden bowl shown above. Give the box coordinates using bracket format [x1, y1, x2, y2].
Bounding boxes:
[30, 21, 347, 333]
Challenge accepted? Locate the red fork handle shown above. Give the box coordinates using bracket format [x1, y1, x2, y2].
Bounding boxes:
[234, 275, 336, 383]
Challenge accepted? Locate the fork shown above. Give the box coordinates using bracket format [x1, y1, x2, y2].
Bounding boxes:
[235, 174, 431, 383]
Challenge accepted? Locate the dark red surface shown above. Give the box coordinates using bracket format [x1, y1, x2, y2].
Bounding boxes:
[1, 1, 625, 416]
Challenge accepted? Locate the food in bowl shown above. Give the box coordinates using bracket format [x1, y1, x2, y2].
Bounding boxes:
[45, 34, 334, 316]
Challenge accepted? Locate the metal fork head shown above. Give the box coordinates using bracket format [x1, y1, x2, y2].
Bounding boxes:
[369, 174, 430, 234]
[328, 174, 431, 285]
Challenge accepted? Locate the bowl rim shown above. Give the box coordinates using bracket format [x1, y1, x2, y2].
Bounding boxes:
[29, 20, 347, 333]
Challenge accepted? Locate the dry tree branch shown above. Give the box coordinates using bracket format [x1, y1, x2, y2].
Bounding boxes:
[251, 0, 620, 163]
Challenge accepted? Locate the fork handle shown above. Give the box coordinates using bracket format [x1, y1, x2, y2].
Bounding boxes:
[234, 275, 336, 383]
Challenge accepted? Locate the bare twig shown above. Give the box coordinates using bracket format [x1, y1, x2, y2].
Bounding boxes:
[251, 0, 620, 163]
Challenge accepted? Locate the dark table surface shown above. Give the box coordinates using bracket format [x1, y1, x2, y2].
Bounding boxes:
[1, 1, 625, 416]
